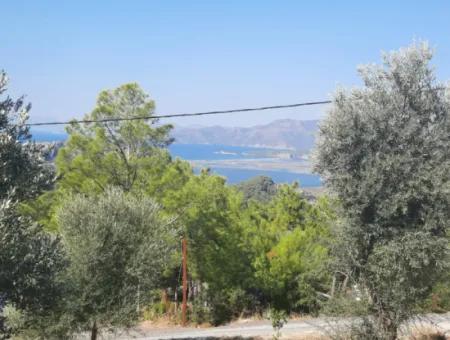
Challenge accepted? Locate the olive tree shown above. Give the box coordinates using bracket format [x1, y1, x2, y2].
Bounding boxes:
[56, 187, 177, 340]
[0, 71, 64, 337]
[315, 43, 449, 339]
[0, 199, 65, 338]
[0, 71, 54, 201]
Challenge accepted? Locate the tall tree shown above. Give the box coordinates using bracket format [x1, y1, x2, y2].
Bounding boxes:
[56, 83, 174, 194]
[315, 43, 449, 339]
[0, 71, 53, 200]
[0, 71, 64, 337]
[162, 171, 252, 293]
[241, 185, 333, 312]
[31, 83, 177, 231]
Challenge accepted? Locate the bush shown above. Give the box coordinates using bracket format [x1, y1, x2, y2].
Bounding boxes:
[269, 308, 287, 340]
[191, 289, 212, 325]
[320, 293, 370, 317]
[426, 280, 450, 313]
[190, 288, 259, 325]
[1, 304, 25, 337]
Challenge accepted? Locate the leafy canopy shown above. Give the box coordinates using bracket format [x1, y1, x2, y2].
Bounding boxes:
[315, 42, 449, 338]
[56, 188, 177, 339]
[56, 83, 174, 194]
[236, 175, 278, 203]
[240, 184, 334, 312]
[0, 71, 53, 201]
[0, 71, 64, 337]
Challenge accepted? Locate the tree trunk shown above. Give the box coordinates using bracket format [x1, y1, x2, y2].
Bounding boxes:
[136, 283, 140, 313]
[91, 321, 98, 340]
[376, 308, 398, 340]
[380, 318, 398, 340]
[341, 274, 349, 293]
[330, 274, 336, 297]
[174, 286, 178, 312]
[162, 288, 170, 312]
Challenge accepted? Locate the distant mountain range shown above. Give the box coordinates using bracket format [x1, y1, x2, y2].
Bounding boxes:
[172, 119, 320, 152]
[30, 119, 321, 153]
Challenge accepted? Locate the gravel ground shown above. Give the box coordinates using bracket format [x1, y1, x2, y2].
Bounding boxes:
[82, 313, 450, 340]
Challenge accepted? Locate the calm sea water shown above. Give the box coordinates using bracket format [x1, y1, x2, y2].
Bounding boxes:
[169, 144, 322, 186]
[31, 131, 68, 142]
[32, 132, 322, 186]
[205, 167, 322, 186]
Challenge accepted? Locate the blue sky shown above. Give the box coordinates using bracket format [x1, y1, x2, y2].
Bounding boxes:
[2, 1, 450, 130]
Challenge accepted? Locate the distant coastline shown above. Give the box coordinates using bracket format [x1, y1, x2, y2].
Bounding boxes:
[32, 128, 322, 186]
[169, 143, 321, 186]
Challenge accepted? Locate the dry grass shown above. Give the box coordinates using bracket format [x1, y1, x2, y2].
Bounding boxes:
[407, 326, 448, 340]
[276, 335, 328, 340]
[167, 337, 327, 340]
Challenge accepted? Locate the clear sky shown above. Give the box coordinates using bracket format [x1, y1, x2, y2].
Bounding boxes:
[2, 1, 450, 131]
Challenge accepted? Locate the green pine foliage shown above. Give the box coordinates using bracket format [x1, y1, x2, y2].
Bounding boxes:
[27, 83, 176, 231]
[236, 175, 278, 203]
[240, 185, 334, 313]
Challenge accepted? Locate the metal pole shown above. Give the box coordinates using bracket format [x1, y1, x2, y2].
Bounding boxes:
[182, 237, 188, 326]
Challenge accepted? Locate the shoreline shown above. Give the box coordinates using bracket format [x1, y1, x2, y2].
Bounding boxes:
[189, 158, 313, 175]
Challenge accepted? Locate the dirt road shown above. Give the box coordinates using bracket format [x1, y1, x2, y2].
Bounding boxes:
[100, 313, 450, 339]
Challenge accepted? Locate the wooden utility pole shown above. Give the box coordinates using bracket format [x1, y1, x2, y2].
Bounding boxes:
[181, 237, 188, 326]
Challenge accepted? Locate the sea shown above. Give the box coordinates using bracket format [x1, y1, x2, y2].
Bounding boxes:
[31, 132, 321, 186]
[169, 144, 322, 187]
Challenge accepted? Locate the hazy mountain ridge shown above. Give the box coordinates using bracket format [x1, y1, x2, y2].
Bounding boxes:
[172, 119, 320, 152]
[31, 119, 320, 153]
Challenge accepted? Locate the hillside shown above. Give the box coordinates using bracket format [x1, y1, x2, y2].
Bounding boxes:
[171, 119, 319, 152]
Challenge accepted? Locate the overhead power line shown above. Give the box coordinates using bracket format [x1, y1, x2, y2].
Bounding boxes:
[25, 100, 332, 127]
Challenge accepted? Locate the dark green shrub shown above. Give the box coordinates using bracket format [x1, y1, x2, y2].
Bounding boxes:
[321, 293, 370, 317]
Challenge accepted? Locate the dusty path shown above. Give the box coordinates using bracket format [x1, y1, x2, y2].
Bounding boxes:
[126, 318, 325, 339]
[97, 313, 450, 339]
